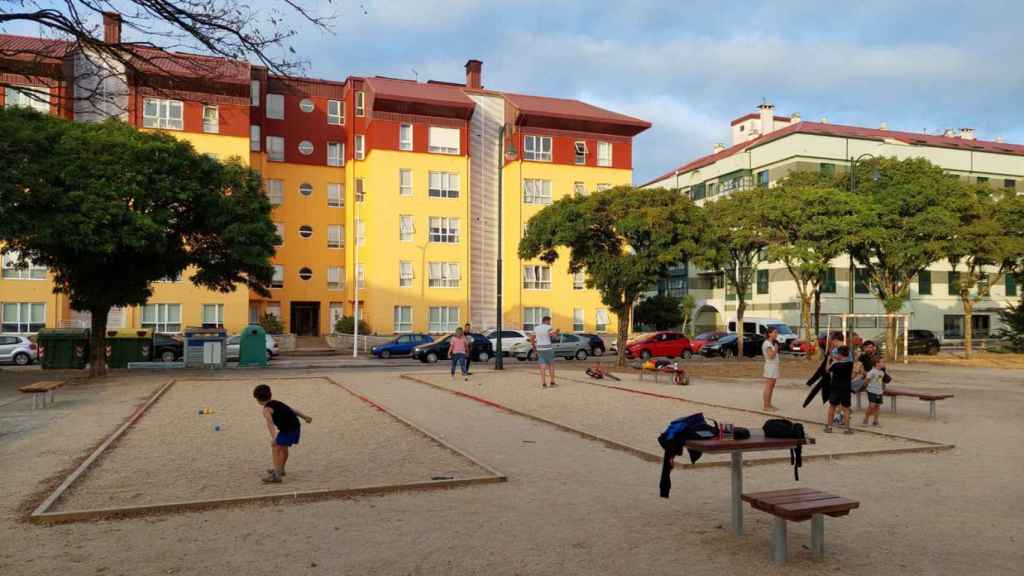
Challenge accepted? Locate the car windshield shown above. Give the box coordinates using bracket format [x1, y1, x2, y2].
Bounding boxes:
[695, 332, 720, 340]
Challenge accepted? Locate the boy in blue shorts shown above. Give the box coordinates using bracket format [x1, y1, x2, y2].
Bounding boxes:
[253, 384, 312, 483]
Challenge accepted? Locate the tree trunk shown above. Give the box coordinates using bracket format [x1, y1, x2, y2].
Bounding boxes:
[735, 298, 746, 361]
[813, 289, 823, 361]
[963, 298, 974, 359]
[800, 294, 814, 358]
[615, 304, 631, 368]
[886, 311, 899, 362]
[88, 306, 110, 378]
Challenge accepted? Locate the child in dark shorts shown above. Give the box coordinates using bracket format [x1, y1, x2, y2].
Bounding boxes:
[253, 384, 312, 483]
[825, 346, 854, 434]
[862, 359, 888, 426]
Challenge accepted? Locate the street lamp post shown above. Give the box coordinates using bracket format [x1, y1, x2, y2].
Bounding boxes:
[847, 153, 876, 354]
[495, 124, 506, 369]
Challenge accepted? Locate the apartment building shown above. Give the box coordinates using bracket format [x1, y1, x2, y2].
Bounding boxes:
[0, 14, 650, 337]
[642, 102, 1023, 342]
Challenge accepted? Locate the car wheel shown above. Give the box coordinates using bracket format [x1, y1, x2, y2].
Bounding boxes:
[516, 354, 526, 362]
[477, 351, 490, 362]
[681, 350, 693, 360]
[13, 352, 30, 366]
[426, 352, 439, 364]
[723, 348, 735, 359]
[927, 343, 939, 355]
[640, 350, 652, 361]
[592, 347, 604, 357]
[380, 350, 391, 359]
[575, 348, 589, 361]
[160, 350, 176, 363]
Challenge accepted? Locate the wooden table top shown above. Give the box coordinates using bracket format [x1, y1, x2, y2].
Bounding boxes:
[686, 431, 815, 453]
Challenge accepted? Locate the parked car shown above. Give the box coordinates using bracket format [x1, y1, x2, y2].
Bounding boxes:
[700, 333, 766, 358]
[371, 334, 433, 358]
[485, 329, 531, 357]
[0, 334, 37, 366]
[153, 333, 183, 362]
[817, 330, 863, 350]
[879, 330, 941, 355]
[512, 333, 591, 361]
[690, 331, 728, 354]
[727, 318, 799, 349]
[412, 334, 494, 364]
[624, 331, 692, 360]
[225, 334, 279, 361]
[574, 333, 607, 356]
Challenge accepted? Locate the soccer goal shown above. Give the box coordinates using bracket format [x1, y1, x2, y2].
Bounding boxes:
[825, 313, 909, 364]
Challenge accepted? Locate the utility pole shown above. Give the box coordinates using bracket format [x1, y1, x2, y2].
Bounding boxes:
[495, 123, 505, 369]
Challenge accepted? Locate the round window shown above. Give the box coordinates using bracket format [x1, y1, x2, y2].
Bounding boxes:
[299, 267, 313, 280]
[299, 99, 315, 113]
[299, 182, 313, 196]
[298, 140, 314, 155]
[299, 225, 313, 238]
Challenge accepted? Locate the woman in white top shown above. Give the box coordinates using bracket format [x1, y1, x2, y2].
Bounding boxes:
[762, 327, 781, 411]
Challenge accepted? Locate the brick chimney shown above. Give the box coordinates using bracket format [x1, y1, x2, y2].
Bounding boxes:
[959, 128, 976, 140]
[713, 143, 726, 154]
[103, 12, 122, 44]
[465, 59, 482, 90]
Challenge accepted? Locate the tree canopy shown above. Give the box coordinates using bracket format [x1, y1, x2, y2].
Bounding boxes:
[634, 294, 685, 331]
[0, 107, 277, 375]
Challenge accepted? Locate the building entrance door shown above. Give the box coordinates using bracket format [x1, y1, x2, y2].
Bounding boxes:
[290, 302, 320, 336]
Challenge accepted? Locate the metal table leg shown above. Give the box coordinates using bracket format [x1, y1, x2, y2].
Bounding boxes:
[811, 513, 824, 559]
[929, 400, 936, 419]
[855, 392, 862, 411]
[773, 516, 788, 562]
[731, 451, 744, 536]
[890, 396, 897, 413]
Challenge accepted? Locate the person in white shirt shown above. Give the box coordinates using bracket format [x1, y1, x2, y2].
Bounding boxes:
[862, 359, 888, 427]
[529, 316, 559, 388]
[762, 327, 780, 411]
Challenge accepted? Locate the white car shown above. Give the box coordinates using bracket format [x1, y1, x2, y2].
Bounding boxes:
[485, 329, 530, 357]
[727, 318, 799, 350]
[0, 334, 37, 366]
[226, 334, 279, 361]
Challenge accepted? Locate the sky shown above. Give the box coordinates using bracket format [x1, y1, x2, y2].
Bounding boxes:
[6, 0, 1024, 183]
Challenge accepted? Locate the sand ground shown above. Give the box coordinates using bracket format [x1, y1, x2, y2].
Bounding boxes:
[0, 361, 1022, 575]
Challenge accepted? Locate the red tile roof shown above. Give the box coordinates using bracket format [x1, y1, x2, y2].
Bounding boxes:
[503, 92, 651, 133]
[365, 76, 475, 110]
[641, 121, 1024, 188]
[0, 34, 71, 62]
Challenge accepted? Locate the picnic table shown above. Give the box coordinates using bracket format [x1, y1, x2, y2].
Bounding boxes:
[685, 432, 815, 536]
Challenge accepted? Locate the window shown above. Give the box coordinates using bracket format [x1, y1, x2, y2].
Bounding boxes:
[428, 126, 460, 154]
[273, 223, 284, 246]
[394, 306, 412, 333]
[298, 140, 314, 156]
[328, 99, 343, 125]
[202, 304, 224, 328]
[355, 134, 365, 160]
[822, 267, 837, 293]
[400, 124, 413, 151]
[756, 269, 769, 294]
[977, 176, 989, 184]
[141, 303, 181, 333]
[523, 307, 550, 331]
[523, 135, 552, 161]
[266, 302, 281, 321]
[597, 141, 612, 167]
[820, 163, 836, 176]
[691, 183, 706, 201]
[574, 141, 588, 164]
[2, 252, 46, 279]
[250, 125, 261, 151]
[944, 314, 991, 339]
[299, 183, 313, 196]
[707, 182, 718, 197]
[1005, 179, 1017, 190]
[523, 265, 551, 290]
[142, 98, 183, 130]
[354, 178, 367, 202]
[355, 219, 365, 246]
[355, 91, 365, 117]
[356, 263, 365, 288]
[855, 267, 870, 294]
[250, 80, 260, 106]
[428, 262, 461, 288]
[327, 266, 343, 290]
[399, 261, 414, 288]
[596, 308, 609, 332]
[523, 179, 552, 205]
[327, 183, 344, 207]
[573, 271, 585, 290]
[948, 271, 961, 295]
[918, 270, 932, 295]
[265, 179, 283, 206]
[1, 302, 44, 333]
[327, 225, 343, 248]
[428, 217, 459, 243]
[272, 265, 284, 288]
[299, 98, 315, 113]
[299, 267, 313, 281]
[399, 169, 413, 197]
[266, 136, 284, 162]
[327, 142, 344, 166]
[202, 105, 219, 133]
[267, 94, 284, 119]
[574, 181, 586, 196]
[428, 172, 460, 198]
[428, 306, 459, 333]
[1007, 273, 1018, 297]
[757, 170, 769, 187]
[595, 183, 612, 192]
[399, 215, 415, 242]
[573, 308, 584, 332]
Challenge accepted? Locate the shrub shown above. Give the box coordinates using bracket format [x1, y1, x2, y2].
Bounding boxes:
[996, 300, 1024, 352]
[259, 313, 284, 335]
[335, 315, 372, 335]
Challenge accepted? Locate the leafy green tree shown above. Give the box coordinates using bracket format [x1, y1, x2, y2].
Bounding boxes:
[997, 192, 1024, 278]
[680, 293, 696, 336]
[692, 188, 772, 360]
[519, 187, 705, 366]
[996, 299, 1024, 352]
[634, 294, 684, 331]
[845, 157, 967, 359]
[0, 108, 276, 376]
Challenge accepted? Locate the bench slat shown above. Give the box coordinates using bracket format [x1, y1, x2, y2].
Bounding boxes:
[775, 497, 859, 517]
[742, 488, 817, 502]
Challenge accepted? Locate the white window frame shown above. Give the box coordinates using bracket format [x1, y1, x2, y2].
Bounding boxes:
[265, 179, 283, 206]
[327, 183, 344, 207]
[2, 251, 47, 280]
[327, 224, 343, 249]
[399, 123, 413, 151]
[428, 126, 460, 155]
[273, 223, 284, 246]
[250, 80, 260, 106]
[523, 135, 552, 161]
[142, 98, 183, 130]
[272, 265, 284, 288]
[267, 93, 284, 119]
[201, 303, 224, 328]
[141, 303, 181, 333]
[202, 104, 219, 134]
[327, 142, 344, 166]
[574, 181, 586, 196]
[355, 134, 365, 160]
[523, 307, 550, 331]
[355, 178, 365, 202]
[597, 141, 612, 167]
[1, 302, 45, 333]
[250, 125, 261, 151]
[428, 306, 459, 333]
[355, 91, 365, 117]
[523, 265, 552, 290]
[428, 262, 461, 288]
[394, 305, 413, 333]
[574, 141, 587, 165]
[573, 308, 585, 332]
[266, 136, 285, 162]
[356, 263, 365, 288]
[399, 169, 413, 197]
[428, 217, 460, 244]
[523, 179, 552, 205]
[355, 219, 365, 246]
[572, 271, 585, 290]
[428, 171, 460, 199]
[595, 183, 612, 192]
[399, 215, 415, 242]
[327, 99, 343, 125]
[4, 85, 51, 113]
[327, 266, 343, 290]
[399, 261, 414, 288]
[596, 308, 610, 332]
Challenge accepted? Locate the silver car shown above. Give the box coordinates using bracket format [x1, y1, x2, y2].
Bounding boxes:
[0, 334, 37, 366]
[513, 333, 590, 361]
[225, 334, 279, 361]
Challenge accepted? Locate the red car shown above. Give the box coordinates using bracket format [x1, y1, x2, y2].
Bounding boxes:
[690, 331, 728, 354]
[625, 331, 692, 360]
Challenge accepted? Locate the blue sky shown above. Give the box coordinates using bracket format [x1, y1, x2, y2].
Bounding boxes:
[6, 1, 1024, 183]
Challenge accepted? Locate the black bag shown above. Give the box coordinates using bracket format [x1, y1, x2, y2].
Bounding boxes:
[732, 427, 751, 440]
[763, 419, 805, 481]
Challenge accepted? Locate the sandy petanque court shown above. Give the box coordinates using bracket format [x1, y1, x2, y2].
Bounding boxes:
[45, 376, 497, 517]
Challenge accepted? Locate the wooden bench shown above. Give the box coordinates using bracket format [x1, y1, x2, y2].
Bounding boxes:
[18, 380, 65, 410]
[743, 488, 859, 562]
[856, 387, 954, 418]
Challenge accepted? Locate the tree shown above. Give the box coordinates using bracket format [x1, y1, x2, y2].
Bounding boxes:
[680, 293, 696, 336]
[996, 299, 1024, 352]
[846, 157, 967, 359]
[634, 294, 684, 331]
[692, 188, 772, 361]
[0, 107, 277, 376]
[761, 172, 856, 355]
[519, 187, 705, 367]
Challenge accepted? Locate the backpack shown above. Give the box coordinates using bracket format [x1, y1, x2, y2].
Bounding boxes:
[763, 419, 806, 481]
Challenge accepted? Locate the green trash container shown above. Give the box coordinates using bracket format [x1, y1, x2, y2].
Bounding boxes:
[105, 329, 154, 368]
[239, 324, 268, 367]
[37, 328, 90, 370]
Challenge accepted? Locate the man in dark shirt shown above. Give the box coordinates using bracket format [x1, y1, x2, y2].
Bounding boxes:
[825, 346, 854, 434]
[858, 340, 879, 372]
[253, 384, 312, 483]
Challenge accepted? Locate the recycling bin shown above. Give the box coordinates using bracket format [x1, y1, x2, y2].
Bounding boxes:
[105, 329, 153, 368]
[36, 328, 90, 369]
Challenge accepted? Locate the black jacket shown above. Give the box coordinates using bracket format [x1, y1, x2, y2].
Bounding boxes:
[657, 418, 716, 498]
[802, 353, 833, 408]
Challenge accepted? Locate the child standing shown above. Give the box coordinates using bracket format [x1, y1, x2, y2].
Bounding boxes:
[825, 346, 854, 434]
[253, 384, 312, 483]
[450, 327, 470, 381]
[862, 359, 888, 426]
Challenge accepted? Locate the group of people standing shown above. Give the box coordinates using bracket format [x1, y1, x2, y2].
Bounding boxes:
[449, 322, 476, 381]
